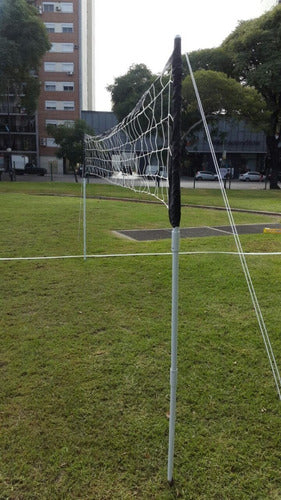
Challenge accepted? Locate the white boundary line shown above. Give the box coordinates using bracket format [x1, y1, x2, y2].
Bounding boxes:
[1, 250, 281, 262]
[205, 226, 233, 235]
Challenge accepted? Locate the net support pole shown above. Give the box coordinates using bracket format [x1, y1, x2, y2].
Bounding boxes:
[168, 226, 180, 484]
[167, 35, 182, 485]
[83, 176, 87, 261]
[82, 134, 87, 261]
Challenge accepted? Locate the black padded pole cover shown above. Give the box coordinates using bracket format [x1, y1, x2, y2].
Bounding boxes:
[168, 36, 182, 228]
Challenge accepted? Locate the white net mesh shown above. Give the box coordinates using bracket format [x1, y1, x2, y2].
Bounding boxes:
[85, 64, 173, 207]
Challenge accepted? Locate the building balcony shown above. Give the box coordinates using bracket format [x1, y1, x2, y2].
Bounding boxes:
[0, 105, 28, 115]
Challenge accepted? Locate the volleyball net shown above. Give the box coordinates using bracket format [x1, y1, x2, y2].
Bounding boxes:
[84, 56, 173, 208]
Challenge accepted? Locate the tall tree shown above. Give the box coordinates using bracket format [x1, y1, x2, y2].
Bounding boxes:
[185, 48, 233, 78]
[46, 120, 94, 176]
[0, 0, 50, 114]
[222, 5, 281, 188]
[107, 64, 156, 121]
[182, 69, 269, 136]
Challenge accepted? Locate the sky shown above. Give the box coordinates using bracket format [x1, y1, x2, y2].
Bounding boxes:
[94, 0, 275, 111]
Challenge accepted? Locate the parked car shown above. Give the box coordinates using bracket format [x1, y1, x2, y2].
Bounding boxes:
[24, 163, 47, 176]
[195, 170, 218, 181]
[239, 171, 264, 182]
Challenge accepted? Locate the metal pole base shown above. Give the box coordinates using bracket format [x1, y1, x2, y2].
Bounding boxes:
[167, 226, 180, 483]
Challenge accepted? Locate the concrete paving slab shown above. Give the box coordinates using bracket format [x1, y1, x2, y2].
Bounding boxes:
[116, 223, 281, 241]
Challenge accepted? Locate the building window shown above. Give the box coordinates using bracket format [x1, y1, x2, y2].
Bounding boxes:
[44, 63, 74, 73]
[43, 3, 55, 12]
[45, 101, 57, 110]
[44, 62, 56, 72]
[45, 82, 56, 91]
[61, 3, 73, 13]
[49, 43, 74, 53]
[63, 84, 74, 91]
[44, 23, 74, 34]
[63, 102, 74, 110]
[46, 120, 58, 126]
[61, 63, 74, 73]
[62, 24, 73, 33]
[50, 43, 74, 53]
[45, 101, 74, 111]
[43, 2, 73, 13]
[45, 23, 55, 33]
[46, 119, 75, 126]
[44, 82, 74, 92]
[62, 43, 74, 52]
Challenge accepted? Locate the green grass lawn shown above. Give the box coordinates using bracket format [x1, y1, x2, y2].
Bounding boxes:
[1, 179, 281, 213]
[1, 182, 281, 499]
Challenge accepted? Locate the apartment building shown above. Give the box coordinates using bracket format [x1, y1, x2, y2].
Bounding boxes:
[35, 0, 95, 173]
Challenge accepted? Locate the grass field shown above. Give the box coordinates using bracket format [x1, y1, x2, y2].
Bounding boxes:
[1, 182, 281, 499]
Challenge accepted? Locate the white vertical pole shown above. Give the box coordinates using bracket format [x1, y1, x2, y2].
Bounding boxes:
[167, 226, 180, 484]
[83, 176, 87, 260]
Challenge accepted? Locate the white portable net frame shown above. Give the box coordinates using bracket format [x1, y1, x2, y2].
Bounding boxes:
[85, 37, 182, 485]
[83, 39, 281, 484]
[84, 66, 173, 207]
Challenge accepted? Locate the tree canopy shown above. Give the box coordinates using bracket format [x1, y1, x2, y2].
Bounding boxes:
[46, 120, 94, 170]
[185, 48, 233, 78]
[182, 69, 269, 136]
[221, 5, 281, 187]
[0, 0, 50, 113]
[222, 7, 281, 105]
[107, 64, 156, 121]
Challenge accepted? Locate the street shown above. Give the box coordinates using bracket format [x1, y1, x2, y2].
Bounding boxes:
[1, 172, 271, 190]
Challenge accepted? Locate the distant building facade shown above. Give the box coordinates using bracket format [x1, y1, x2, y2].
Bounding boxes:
[81, 111, 118, 136]
[185, 119, 267, 177]
[34, 0, 95, 173]
[0, 0, 95, 175]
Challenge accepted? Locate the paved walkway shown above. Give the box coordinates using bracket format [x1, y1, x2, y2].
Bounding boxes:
[116, 223, 281, 241]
